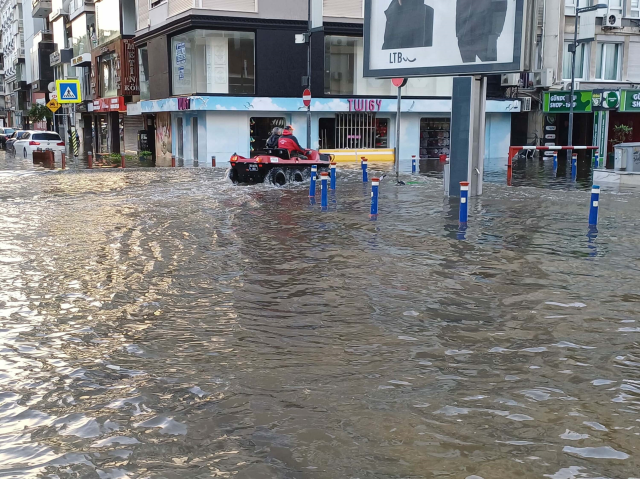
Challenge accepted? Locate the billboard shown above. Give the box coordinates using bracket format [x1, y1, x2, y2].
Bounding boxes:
[364, 0, 526, 78]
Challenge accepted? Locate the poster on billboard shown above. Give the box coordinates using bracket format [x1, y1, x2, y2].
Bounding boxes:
[364, 0, 526, 78]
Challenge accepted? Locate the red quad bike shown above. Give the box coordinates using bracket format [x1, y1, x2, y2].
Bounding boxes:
[228, 148, 332, 186]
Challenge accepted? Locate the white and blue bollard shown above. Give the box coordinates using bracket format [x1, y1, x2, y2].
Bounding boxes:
[361, 158, 368, 183]
[589, 185, 600, 226]
[597, 152, 602, 169]
[553, 151, 558, 170]
[320, 172, 329, 209]
[370, 177, 380, 217]
[309, 165, 317, 197]
[412, 155, 417, 174]
[571, 153, 577, 180]
[330, 162, 337, 190]
[459, 181, 469, 224]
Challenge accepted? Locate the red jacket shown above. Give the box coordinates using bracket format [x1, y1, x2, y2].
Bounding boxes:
[278, 130, 306, 155]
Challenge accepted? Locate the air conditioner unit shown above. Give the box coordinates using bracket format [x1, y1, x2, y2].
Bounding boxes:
[533, 69, 554, 88]
[564, 81, 579, 90]
[521, 97, 532, 112]
[501, 73, 520, 87]
[604, 10, 622, 28]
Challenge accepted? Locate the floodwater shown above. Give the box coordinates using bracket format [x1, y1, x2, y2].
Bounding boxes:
[1, 153, 640, 479]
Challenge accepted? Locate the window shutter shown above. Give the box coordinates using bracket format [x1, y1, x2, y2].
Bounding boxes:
[137, 0, 149, 29]
[323, 0, 363, 18]
[200, 0, 256, 12]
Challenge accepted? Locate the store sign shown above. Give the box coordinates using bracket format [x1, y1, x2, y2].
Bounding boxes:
[592, 90, 620, 110]
[543, 91, 593, 113]
[71, 53, 92, 67]
[49, 51, 61, 66]
[349, 99, 382, 112]
[620, 90, 640, 112]
[177, 97, 190, 110]
[122, 39, 140, 95]
[93, 97, 126, 112]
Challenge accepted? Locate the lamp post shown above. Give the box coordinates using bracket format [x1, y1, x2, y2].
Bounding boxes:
[568, 3, 608, 148]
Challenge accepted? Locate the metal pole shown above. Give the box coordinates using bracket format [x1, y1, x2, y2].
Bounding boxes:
[395, 85, 401, 182]
[568, 11, 578, 148]
[306, 0, 312, 149]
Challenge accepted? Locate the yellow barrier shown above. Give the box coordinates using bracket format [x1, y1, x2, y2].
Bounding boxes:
[320, 149, 395, 163]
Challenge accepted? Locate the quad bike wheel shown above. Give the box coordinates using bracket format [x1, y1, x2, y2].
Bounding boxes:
[268, 168, 288, 187]
[225, 168, 239, 184]
[288, 169, 305, 183]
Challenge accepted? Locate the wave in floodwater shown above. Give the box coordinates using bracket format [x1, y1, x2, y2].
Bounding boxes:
[0, 158, 639, 478]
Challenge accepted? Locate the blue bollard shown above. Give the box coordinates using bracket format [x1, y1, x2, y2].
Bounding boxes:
[589, 185, 600, 226]
[412, 155, 417, 174]
[330, 162, 337, 190]
[571, 153, 577, 180]
[553, 152, 558, 170]
[459, 181, 469, 224]
[370, 177, 380, 216]
[309, 165, 317, 197]
[361, 158, 368, 183]
[321, 172, 329, 209]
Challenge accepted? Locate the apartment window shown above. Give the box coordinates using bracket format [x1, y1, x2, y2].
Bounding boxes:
[71, 14, 94, 56]
[171, 30, 255, 96]
[100, 52, 118, 97]
[607, 0, 623, 15]
[565, 0, 577, 15]
[596, 43, 622, 80]
[95, 0, 120, 46]
[138, 45, 150, 101]
[631, 0, 639, 17]
[325, 36, 357, 95]
[562, 42, 588, 80]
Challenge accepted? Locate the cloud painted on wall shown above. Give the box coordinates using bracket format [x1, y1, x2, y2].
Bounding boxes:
[215, 105, 238, 110]
[249, 98, 286, 111]
[311, 99, 349, 112]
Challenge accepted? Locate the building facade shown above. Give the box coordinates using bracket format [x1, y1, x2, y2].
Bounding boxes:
[131, 0, 519, 168]
[511, 0, 640, 165]
[1, 0, 27, 127]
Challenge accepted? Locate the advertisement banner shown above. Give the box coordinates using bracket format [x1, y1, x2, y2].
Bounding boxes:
[364, 0, 526, 77]
[620, 90, 640, 112]
[156, 112, 173, 167]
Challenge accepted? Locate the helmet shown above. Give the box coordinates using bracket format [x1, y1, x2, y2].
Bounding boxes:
[284, 125, 294, 132]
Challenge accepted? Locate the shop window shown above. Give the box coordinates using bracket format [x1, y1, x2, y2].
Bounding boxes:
[319, 118, 336, 149]
[100, 52, 118, 98]
[177, 117, 184, 160]
[420, 118, 451, 159]
[138, 45, 150, 101]
[562, 42, 588, 80]
[250, 117, 285, 153]
[325, 36, 357, 95]
[171, 30, 255, 96]
[96, 0, 121, 47]
[596, 43, 622, 81]
[375, 119, 388, 148]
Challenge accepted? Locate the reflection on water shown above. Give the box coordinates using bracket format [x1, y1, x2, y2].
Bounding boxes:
[1, 155, 640, 478]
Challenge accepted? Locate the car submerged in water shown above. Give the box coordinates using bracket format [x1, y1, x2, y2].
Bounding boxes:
[228, 148, 332, 186]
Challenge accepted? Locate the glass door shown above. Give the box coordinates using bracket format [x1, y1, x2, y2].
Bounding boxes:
[192, 117, 198, 166]
[177, 117, 184, 164]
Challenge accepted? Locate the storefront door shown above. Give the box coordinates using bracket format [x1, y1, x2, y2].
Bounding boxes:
[192, 117, 198, 166]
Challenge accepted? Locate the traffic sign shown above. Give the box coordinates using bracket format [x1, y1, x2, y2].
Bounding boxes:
[303, 89, 311, 107]
[56, 79, 82, 104]
[392, 78, 407, 88]
[46, 98, 61, 113]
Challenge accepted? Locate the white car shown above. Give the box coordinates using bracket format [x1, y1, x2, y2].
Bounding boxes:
[14, 130, 66, 159]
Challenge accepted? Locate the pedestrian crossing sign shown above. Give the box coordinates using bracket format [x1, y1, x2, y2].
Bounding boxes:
[56, 79, 82, 104]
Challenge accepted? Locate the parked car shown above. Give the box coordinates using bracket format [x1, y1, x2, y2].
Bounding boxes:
[5, 130, 27, 154]
[0, 127, 15, 149]
[14, 131, 65, 159]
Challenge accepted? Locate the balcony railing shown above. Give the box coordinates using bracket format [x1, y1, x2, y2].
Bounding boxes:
[32, 0, 52, 18]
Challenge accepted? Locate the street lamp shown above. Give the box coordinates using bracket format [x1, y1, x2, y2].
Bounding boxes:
[568, 3, 608, 148]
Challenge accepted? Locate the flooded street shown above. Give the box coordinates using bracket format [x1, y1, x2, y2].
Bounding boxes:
[1, 154, 639, 478]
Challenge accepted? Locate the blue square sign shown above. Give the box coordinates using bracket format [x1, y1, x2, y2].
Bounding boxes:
[56, 79, 82, 104]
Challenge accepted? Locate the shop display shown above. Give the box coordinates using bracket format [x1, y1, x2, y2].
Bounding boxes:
[419, 118, 450, 159]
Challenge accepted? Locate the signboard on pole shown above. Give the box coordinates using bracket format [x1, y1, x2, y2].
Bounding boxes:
[364, 0, 526, 78]
[303, 89, 312, 107]
[46, 99, 60, 112]
[543, 91, 593, 113]
[56, 79, 82, 104]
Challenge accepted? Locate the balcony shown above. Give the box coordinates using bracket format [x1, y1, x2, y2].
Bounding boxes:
[49, 7, 68, 21]
[33, 30, 53, 43]
[32, 0, 52, 18]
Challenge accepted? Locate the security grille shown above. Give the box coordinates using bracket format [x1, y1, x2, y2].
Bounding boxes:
[335, 112, 376, 150]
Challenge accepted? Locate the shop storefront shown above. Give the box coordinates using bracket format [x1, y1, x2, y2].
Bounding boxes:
[140, 96, 519, 168]
[543, 91, 595, 160]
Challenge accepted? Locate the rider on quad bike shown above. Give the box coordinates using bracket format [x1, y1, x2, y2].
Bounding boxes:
[278, 126, 311, 159]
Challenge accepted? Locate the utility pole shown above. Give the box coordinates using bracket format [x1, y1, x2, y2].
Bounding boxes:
[307, 0, 311, 149]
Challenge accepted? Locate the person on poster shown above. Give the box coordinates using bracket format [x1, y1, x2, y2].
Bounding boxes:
[456, 0, 508, 63]
[382, 0, 434, 50]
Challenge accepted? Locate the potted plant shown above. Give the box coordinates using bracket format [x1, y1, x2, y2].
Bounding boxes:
[139, 150, 153, 165]
[109, 152, 122, 166]
[609, 124, 633, 168]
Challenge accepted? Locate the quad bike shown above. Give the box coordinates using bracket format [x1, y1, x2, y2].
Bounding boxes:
[228, 148, 332, 186]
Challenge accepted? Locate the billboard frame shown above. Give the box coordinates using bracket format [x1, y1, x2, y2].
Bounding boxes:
[363, 0, 527, 78]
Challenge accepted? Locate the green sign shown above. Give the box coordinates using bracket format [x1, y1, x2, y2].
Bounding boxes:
[544, 91, 593, 113]
[620, 90, 640, 112]
[592, 90, 620, 110]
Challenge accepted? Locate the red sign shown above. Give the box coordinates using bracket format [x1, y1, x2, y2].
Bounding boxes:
[303, 89, 311, 107]
[349, 99, 382, 112]
[122, 39, 140, 95]
[93, 97, 126, 112]
[392, 78, 407, 88]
